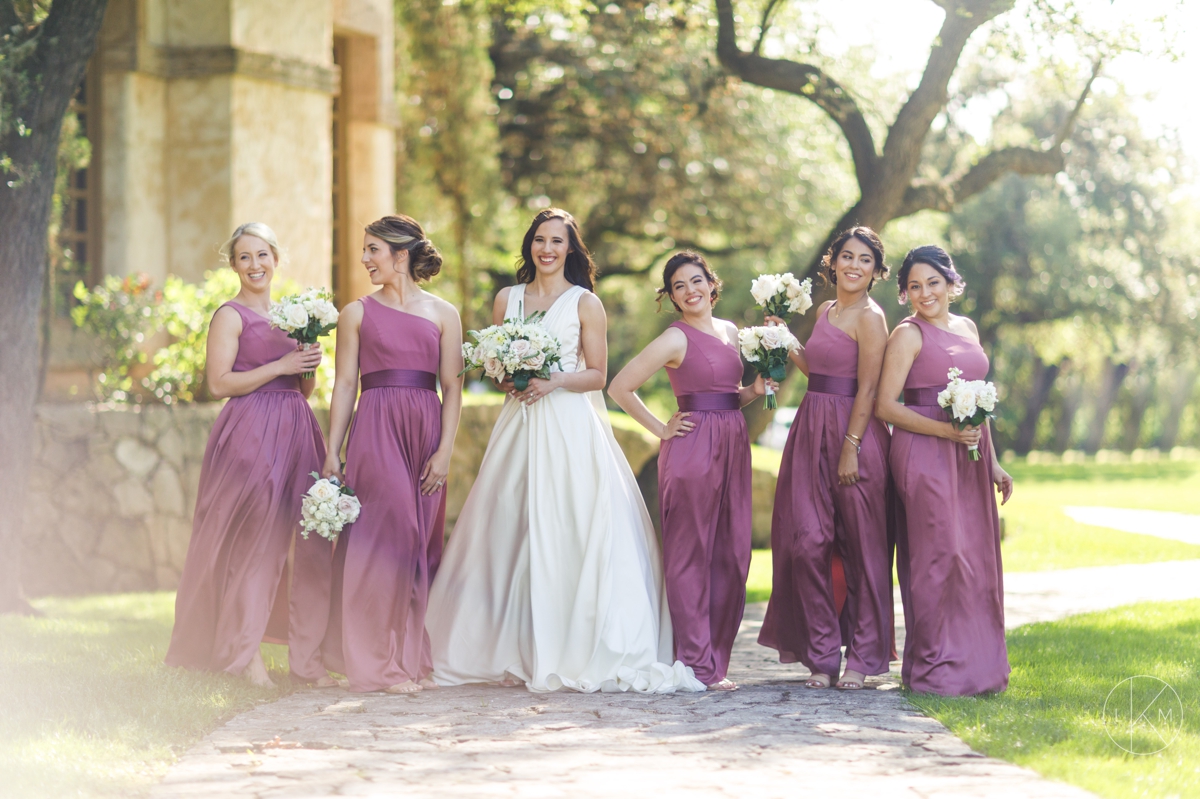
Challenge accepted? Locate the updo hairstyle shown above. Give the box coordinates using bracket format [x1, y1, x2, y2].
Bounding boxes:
[221, 221, 284, 266]
[365, 214, 443, 282]
[897, 244, 966, 304]
[820, 225, 888, 290]
[515, 208, 597, 292]
[656, 251, 721, 312]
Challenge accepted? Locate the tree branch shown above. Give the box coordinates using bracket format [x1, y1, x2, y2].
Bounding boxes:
[897, 58, 1103, 217]
[899, 146, 1063, 215]
[1054, 57, 1102, 148]
[753, 0, 783, 57]
[714, 0, 878, 192]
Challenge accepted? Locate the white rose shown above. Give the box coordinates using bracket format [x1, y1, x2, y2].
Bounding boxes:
[509, 339, 533, 359]
[336, 495, 361, 522]
[936, 388, 953, 409]
[284, 303, 309, 329]
[483, 356, 505, 379]
[759, 327, 786, 350]
[750, 274, 782, 306]
[308, 479, 339, 502]
[976, 382, 998, 413]
[951, 391, 977, 421]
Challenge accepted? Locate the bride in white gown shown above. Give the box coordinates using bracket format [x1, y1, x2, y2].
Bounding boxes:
[427, 209, 704, 693]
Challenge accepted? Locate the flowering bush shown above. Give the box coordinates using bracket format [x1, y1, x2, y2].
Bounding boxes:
[70, 274, 159, 402]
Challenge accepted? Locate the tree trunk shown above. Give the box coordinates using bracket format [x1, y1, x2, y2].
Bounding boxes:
[0, 0, 109, 613]
[1053, 363, 1083, 453]
[1014, 356, 1061, 455]
[1156, 368, 1197, 451]
[1121, 364, 1155, 453]
[1083, 359, 1130, 454]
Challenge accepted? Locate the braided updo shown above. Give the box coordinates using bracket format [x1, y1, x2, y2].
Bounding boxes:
[364, 214, 443, 282]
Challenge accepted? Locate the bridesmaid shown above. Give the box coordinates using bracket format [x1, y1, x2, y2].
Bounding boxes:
[758, 226, 893, 690]
[166, 222, 332, 688]
[321, 214, 463, 694]
[609, 251, 767, 691]
[876, 244, 1014, 696]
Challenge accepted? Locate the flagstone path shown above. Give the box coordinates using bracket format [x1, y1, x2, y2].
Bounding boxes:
[151, 554, 1200, 799]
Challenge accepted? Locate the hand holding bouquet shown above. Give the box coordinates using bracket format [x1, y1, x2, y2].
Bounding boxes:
[461, 313, 563, 392]
[750, 272, 813, 322]
[739, 325, 800, 409]
[269, 288, 339, 378]
[936, 367, 998, 461]
[300, 472, 361, 542]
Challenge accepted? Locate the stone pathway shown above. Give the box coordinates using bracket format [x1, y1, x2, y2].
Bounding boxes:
[152, 557, 1200, 799]
[1062, 506, 1200, 546]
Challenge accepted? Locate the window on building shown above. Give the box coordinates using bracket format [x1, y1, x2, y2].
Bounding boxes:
[56, 64, 102, 315]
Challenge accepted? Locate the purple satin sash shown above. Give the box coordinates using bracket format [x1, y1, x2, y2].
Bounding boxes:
[677, 392, 740, 412]
[256, 375, 301, 392]
[807, 372, 858, 397]
[361, 368, 438, 392]
[903, 386, 943, 407]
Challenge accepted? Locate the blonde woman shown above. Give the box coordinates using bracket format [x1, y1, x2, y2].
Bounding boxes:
[166, 223, 332, 688]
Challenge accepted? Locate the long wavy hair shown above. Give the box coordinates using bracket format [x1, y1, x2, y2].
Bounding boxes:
[820, 226, 888, 290]
[515, 208, 597, 292]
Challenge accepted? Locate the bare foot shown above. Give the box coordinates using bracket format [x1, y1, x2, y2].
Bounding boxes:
[312, 675, 339, 688]
[498, 674, 523, 687]
[384, 680, 423, 695]
[836, 669, 865, 690]
[803, 673, 831, 689]
[707, 678, 738, 691]
[243, 650, 276, 689]
[418, 677, 440, 690]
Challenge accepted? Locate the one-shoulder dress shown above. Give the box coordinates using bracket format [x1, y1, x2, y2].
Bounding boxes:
[321, 294, 446, 692]
[758, 308, 893, 680]
[166, 301, 330, 681]
[658, 320, 752, 686]
[890, 315, 1009, 696]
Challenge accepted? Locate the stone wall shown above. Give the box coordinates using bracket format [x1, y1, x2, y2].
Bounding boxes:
[23, 400, 776, 597]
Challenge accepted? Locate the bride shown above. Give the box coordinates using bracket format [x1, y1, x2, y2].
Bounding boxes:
[426, 208, 704, 693]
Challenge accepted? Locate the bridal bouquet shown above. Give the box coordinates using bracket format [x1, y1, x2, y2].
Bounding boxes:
[269, 288, 339, 378]
[750, 272, 813, 322]
[937, 368, 998, 461]
[739, 326, 800, 410]
[461, 313, 562, 392]
[300, 472, 361, 542]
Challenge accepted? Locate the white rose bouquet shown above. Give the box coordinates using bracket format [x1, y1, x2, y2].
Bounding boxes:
[750, 272, 813, 322]
[936, 367, 998, 461]
[460, 312, 563, 392]
[299, 472, 361, 542]
[268, 288, 339, 378]
[739, 325, 800, 409]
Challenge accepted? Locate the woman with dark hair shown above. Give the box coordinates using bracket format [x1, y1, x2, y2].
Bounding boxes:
[876, 244, 1013, 696]
[758, 226, 894, 690]
[320, 214, 463, 694]
[608, 252, 769, 691]
[428, 209, 704, 693]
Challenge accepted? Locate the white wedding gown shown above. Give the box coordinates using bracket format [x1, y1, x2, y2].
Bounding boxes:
[427, 284, 704, 693]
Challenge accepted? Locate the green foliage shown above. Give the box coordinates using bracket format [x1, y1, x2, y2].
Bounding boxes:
[0, 591, 289, 798]
[69, 274, 159, 402]
[142, 270, 241, 404]
[908, 600, 1200, 799]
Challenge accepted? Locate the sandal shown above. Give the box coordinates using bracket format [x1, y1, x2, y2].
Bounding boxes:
[384, 680, 423, 695]
[707, 678, 738, 692]
[804, 673, 832, 689]
[836, 669, 865, 690]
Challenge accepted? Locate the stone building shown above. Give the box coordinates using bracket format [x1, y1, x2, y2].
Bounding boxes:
[45, 0, 395, 398]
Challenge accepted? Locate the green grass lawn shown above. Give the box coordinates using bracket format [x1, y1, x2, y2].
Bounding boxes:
[908, 599, 1200, 799]
[0, 592, 291, 798]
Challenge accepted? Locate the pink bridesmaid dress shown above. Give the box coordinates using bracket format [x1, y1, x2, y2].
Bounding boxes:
[321, 295, 445, 692]
[758, 308, 893, 681]
[890, 316, 1009, 695]
[165, 301, 331, 682]
[658, 321, 752, 686]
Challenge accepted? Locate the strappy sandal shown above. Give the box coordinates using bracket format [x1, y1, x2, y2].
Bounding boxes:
[707, 678, 738, 691]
